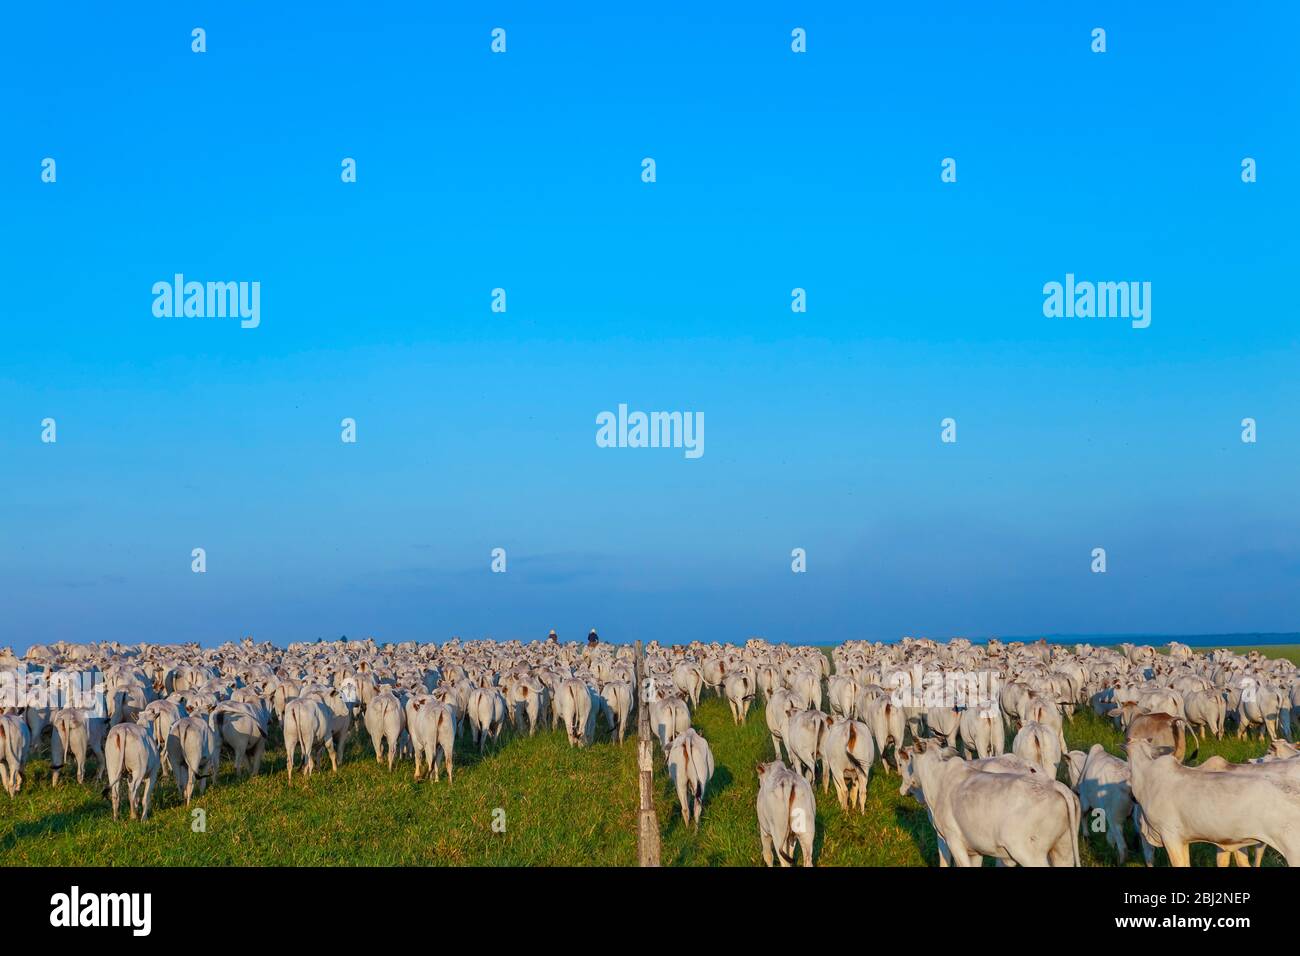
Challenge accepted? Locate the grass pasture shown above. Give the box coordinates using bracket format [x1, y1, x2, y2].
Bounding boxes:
[0, 644, 1293, 866]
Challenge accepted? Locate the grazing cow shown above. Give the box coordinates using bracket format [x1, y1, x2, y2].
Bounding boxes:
[723, 672, 756, 725]
[0, 714, 31, 797]
[106, 683, 150, 727]
[765, 687, 799, 760]
[863, 696, 908, 773]
[363, 691, 405, 770]
[1020, 695, 1068, 752]
[1183, 690, 1226, 740]
[139, 699, 186, 777]
[317, 687, 356, 768]
[208, 701, 269, 777]
[50, 707, 107, 785]
[898, 741, 1079, 867]
[166, 716, 219, 806]
[785, 709, 829, 788]
[1128, 738, 1300, 866]
[788, 669, 822, 712]
[649, 694, 691, 751]
[822, 718, 874, 812]
[1234, 679, 1285, 741]
[554, 679, 596, 748]
[701, 657, 728, 698]
[1064, 744, 1144, 865]
[407, 696, 456, 783]
[507, 677, 547, 736]
[1012, 721, 1063, 779]
[756, 665, 782, 701]
[103, 722, 160, 821]
[755, 760, 816, 867]
[466, 686, 508, 752]
[826, 676, 857, 717]
[958, 705, 1005, 760]
[672, 664, 703, 708]
[666, 729, 714, 827]
[598, 680, 633, 744]
[283, 696, 333, 779]
[925, 706, 961, 748]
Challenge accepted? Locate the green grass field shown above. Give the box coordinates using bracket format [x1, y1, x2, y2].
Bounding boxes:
[1, 645, 1293, 866]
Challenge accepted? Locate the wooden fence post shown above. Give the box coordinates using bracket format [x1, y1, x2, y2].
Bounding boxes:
[635, 639, 661, 866]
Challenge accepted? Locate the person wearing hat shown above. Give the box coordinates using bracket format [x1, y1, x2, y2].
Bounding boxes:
[587, 629, 600, 647]
[547, 629, 559, 644]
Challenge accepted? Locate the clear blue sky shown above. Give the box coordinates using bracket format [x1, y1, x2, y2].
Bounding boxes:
[2, 2, 1297, 649]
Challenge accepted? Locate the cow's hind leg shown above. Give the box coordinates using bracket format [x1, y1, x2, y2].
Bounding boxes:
[140, 773, 156, 821]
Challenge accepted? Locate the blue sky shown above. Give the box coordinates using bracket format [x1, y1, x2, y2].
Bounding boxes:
[1, 2, 1297, 649]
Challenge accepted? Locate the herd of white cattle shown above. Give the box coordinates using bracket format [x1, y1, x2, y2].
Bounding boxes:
[1, 636, 1298, 867]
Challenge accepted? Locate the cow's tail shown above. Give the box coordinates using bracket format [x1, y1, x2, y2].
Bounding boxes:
[435, 707, 449, 754]
[101, 729, 124, 797]
[51, 712, 71, 771]
[1183, 720, 1201, 762]
[179, 721, 198, 769]
[1055, 780, 1081, 866]
[845, 723, 868, 777]
[566, 687, 582, 741]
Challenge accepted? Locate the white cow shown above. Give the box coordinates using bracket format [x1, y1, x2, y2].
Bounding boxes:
[1183, 689, 1226, 740]
[407, 696, 456, 782]
[1012, 721, 1063, 779]
[822, 718, 874, 812]
[666, 729, 714, 827]
[50, 707, 107, 785]
[672, 664, 703, 708]
[166, 716, 219, 806]
[756, 760, 816, 867]
[826, 676, 858, 717]
[898, 741, 1079, 867]
[555, 679, 598, 748]
[283, 696, 333, 779]
[788, 669, 822, 712]
[723, 672, 756, 725]
[599, 680, 634, 744]
[765, 688, 799, 760]
[1064, 744, 1144, 865]
[139, 698, 186, 777]
[103, 722, 160, 821]
[466, 686, 508, 752]
[208, 701, 269, 777]
[1128, 738, 1300, 866]
[863, 696, 907, 773]
[649, 695, 691, 751]
[785, 709, 829, 788]
[0, 714, 31, 797]
[363, 690, 405, 770]
[958, 706, 1005, 760]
